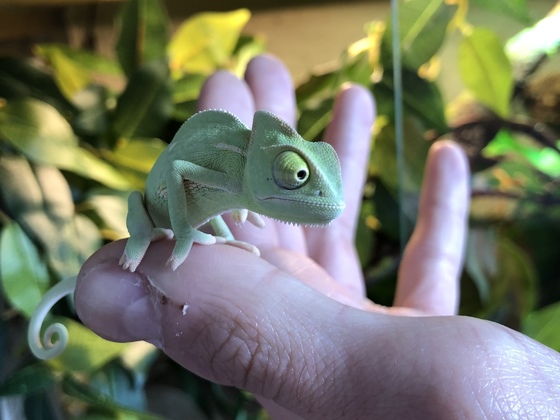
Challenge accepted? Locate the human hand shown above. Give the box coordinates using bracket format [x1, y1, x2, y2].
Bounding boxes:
[75, 55, 560, 419]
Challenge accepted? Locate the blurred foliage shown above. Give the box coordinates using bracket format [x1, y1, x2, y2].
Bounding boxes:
[0, 0, 559, 418]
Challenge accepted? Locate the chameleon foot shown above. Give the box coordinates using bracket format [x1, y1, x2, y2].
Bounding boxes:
[220, 239, 261, 256]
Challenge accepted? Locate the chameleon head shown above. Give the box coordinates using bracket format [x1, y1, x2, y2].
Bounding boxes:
[245, 110, 345, 225]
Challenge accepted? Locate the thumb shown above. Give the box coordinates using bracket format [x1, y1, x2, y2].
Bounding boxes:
[75, 240, 375, 418]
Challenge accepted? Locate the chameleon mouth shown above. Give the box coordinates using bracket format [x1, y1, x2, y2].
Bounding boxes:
[255, 196, 345, 225]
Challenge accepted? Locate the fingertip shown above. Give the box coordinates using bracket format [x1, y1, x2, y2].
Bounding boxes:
[75, 242, 161, 344]
[245, 54, 296, 126]
[197, 70, 255, 125]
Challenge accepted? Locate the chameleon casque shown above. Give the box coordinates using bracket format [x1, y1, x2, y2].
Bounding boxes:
[28, 109, 345, 360]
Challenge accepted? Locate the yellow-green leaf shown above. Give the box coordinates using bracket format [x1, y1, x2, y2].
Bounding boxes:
[168, 9, 251, 76]
[459, 28, 514, 117]
[0, 222, 50, 318]
[38, 47, 91, 99]
[0, 99, 133, 190]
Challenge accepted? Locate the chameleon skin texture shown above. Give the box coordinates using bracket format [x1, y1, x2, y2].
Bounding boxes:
[120, 109, 345, 272]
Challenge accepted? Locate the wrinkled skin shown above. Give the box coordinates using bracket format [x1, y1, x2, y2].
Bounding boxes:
[75, 55, 560, 419]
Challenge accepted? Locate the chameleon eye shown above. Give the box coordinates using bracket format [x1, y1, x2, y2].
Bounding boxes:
[272, 151, 310, 189]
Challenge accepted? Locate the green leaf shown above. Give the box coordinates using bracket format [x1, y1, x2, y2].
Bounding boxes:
[110, 60, 172, 143]
[35, 46, 91, 99]
[374, 67, 447, 132]
[471, 0, 531, 25]
[168, 9, 251, 75]
[36, 44, 123, 76]
[382, 0, 453, 70]
[0, 222, 50, 318]
[484, 130, 560, 177]
[297, 97, 334, 141]
[172, 73, 206, 104]
[110, 137, 166, 174]
[84, 191, 129, 238]
[116, 0, 170, 76]
[523, 302, 560, 351]
[459, 28, 514, 117]
[0, 56, 75, 117]
[0, 364, 57, 396]
[62, 375, 161, 419]
[0, 98, 133, 190]
[47, 317, 128, 373]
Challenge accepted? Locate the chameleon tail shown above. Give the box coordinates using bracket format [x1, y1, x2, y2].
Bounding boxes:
[28, 276, 78, 360]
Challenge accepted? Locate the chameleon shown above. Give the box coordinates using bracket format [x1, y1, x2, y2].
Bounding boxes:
[27, 109, 345, 360]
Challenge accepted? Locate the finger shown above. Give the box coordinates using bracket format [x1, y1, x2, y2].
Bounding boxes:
[242, 55, 306, 253]
[394, 141, 470, 315]
[304, 85, 375, 296]
[197, 70, 255, 126]
[245, 54, 297, 126]
[74, 240, 381, 418]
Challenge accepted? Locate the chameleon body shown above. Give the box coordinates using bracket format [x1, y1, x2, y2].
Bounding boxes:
[120, 109, 345, 271]
[28, 109, 345, 360]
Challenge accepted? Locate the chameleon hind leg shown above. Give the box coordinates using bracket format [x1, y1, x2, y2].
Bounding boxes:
[120, 191, 173, 272]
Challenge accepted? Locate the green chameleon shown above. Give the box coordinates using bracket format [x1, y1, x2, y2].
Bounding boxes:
[28, 109, 345, 360]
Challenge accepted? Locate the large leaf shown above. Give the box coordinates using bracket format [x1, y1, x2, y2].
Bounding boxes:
[36, 44, 123, 76]
[459, 28, 514, 118]
[381, 0, 453, 70]
[0, 222, 50, 318]
[523, 302, 560, 351]
[35, 46, 91, 100]
[47, 317, 128, 373]
[168, 9, 251, 75]
[0, 364, 57, 396]
[116, 0, 170, 76]
[471, 0, 531, 25]
[0, 99, 133, 190]
[109, 60, 172, 143]
[0, 56, 75, 117]
[62, 375, 160, 419]
[374, 67, 447, 132]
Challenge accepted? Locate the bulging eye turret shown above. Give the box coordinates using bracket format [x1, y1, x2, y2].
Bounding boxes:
[272, 151, 309, 189]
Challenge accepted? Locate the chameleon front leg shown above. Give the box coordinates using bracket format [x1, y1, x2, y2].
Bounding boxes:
[210, 215, 260, 256]
[165, 160, 240, 270]
[120, 191, 173, 272]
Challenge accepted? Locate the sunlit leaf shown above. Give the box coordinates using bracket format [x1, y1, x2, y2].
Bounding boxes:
[506, 7, 560, 79]
[484, 130, 560, 178]
[47, 317, 128, 373]
[84, 191, 129, 239]
[35, 46, 92, 99]
[168, 9, 251, 75]
[471, 0, 531, 24]
[109, 60, 172, 143]
[0, 99, 133, 190]
[0, 364, 57, 396]
[459, 28, 513, 117]
[0, 222, 50, 318]
[382, 0, 454, 70]
[523, 301, 560, 351]
[36, 43, 123, 76]
[116, 0, 170, 76]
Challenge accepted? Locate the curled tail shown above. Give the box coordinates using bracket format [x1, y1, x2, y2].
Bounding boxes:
[27, 276, 78, 360]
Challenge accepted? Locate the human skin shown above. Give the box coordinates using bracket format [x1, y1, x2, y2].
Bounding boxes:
[75, 55, 560, 419]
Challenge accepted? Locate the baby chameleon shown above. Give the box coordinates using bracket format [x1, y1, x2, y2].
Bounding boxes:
[28, 109, 345, 360]
[120, 109, 345, 271]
